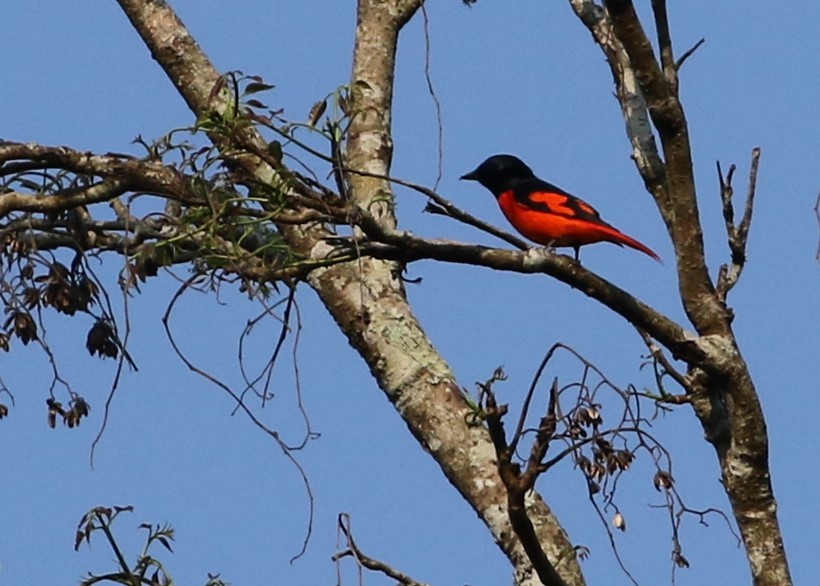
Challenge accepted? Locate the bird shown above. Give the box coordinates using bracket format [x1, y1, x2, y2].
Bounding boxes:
[461, 154, 660, 262]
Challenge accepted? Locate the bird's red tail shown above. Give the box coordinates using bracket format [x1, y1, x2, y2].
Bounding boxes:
[601, 225, 661, 262]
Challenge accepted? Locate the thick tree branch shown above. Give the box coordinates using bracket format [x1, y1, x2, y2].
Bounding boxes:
[567, 0, 668, 218]
[650, 0, 677, 89]
[336, 227, 705, 364]
[483, 388, 566, 586]
[0, 143, 202, 213]
[603, 0, 727, 336]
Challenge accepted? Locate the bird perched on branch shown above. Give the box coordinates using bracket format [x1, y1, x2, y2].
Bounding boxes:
[461, 154, 660, 262]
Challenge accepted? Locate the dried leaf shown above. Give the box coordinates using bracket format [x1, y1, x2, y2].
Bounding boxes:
[267, 141, 283, 165]
[308, 99, 327, 127]
[613, 512, 626, 532]
[245, 98, 267, 109]
[244, 81, 275, 95]
[653, 470, 675, 491]
[209, 76, 226, 101]
[157, 535, 174, 553]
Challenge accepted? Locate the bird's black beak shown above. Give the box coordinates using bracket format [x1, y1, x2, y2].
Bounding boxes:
[460, 169, 479, 181]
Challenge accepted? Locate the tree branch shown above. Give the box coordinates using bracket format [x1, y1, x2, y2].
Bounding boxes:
[333, 513, 429, 586]
[603, 0, 728, 336]
[650, 0, 677, 89]
[482, 384, 567, 586]
[336, 224, 706, 364]
[716, 148, 762, 301]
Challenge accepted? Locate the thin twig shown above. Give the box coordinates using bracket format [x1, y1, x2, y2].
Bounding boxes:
[814, 191, 820, 260]
[636, 328, 688, 391]
[161, 276, 315, 562]
[254, 119, 529, 249]
[509, 344, 561, 455]
[675, 38, 706, 70]
[420, 3, 444, 191]
[333, 513, 429, 586]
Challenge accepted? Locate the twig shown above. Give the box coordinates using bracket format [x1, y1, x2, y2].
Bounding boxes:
[333, 513, 429, 586]
[339, 165, 530, 250]
[162, 276, 315, 562]
[675, 38, 706, 70]
[522, 380, 559, 487]
[585, 486, 640, 586]
[636, 328, 688, 391]
[716, 148, 762, 300]
[815, 191, 820, 260]
[253, 121, 530, 249]
[509, 344, 562, 455]
[420, 3, 444, 191]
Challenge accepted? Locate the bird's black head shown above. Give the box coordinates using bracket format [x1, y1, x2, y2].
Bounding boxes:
[460, 154, 535, 196]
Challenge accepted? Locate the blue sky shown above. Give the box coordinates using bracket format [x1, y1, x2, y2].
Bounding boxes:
[1, 1, 818, 585]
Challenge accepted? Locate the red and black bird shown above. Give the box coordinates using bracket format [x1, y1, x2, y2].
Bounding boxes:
[461, 154, 660, 262]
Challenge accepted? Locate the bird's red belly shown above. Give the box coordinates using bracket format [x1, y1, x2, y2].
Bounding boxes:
[498, 194, 604, 247]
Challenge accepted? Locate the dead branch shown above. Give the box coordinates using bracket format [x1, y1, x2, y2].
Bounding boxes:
[333, 513, 429, 586]
[716, 148, 762, 301]
[636, 329, 688, 393]
[676, 38, 706, 70]
[478, 341, 704, 584]
[481, 377, 566, 586]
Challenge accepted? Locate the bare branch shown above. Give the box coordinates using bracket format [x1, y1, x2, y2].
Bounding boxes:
[566, 0, 668, 212]
[420, 3, 444, 191]
[603, 0, 727, 335]
[0, 142, 202, 210]
[481, 383, 567, 586]
[716, 148, 762, 300]
[347, 166, 529, 249]
[636, 329, 688, 392]
[161, 276, 315, 562]
[333, 513, 429, 586]
[650, 0, 677, 89]
[676, 38, 706, 70]
[334, 228, 706, 364]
